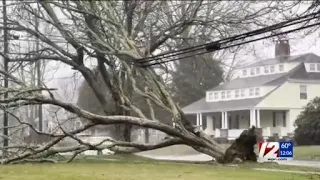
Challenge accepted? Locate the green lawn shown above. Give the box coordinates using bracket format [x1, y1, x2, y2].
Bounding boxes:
[137, 144, 320, 161]
[0, 155, 319, 180]
[294, 145, 320, 160]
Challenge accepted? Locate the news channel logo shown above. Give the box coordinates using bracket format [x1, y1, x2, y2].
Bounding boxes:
[258, 141, 293, 161]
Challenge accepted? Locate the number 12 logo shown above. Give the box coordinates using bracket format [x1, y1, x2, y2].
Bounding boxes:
[258, 142, 279, 159]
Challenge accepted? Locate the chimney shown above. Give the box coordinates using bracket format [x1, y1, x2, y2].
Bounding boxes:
[275, 39, 290, 59]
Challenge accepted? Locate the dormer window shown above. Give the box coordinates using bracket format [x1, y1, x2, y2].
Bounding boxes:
[235, 90, 240, 98]
[221, 91, 226, 99]
[250, 68, 255, 75]
[249, 88, 254, 96]
[214, 92, 219, 99]
[208, 92, 214, 100]
[279, 64, 284, 72]
[242, 69, 247, 76]
[75, 121, 81, 130]
[240, 89, 245, 97]
[317, 64, 320, 71]
[227, 91, 231, 98]
[256, 67, 260, 75]
[264, 66, 269, 74]
[255, 88, 260, 96]
[310, 63, 316, 71]
[270, 65, 275, 73]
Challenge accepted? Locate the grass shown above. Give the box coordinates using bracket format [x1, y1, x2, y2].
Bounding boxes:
[0, 144, 318, 180]
[143, 144, 320, 161]
[0, 155, 319, 180]
[294, 145, 320, 161]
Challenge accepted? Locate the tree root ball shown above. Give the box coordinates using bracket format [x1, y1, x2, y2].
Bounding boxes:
[221, 126, 258, 163]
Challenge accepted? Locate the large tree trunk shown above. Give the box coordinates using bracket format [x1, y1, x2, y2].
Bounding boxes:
[220, 126, 258, 163]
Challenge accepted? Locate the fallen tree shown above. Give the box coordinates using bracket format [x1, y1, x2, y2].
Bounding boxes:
[0, 87, 258, 164]
[222, 126, 257, 163]
[0, 0, 308, 164]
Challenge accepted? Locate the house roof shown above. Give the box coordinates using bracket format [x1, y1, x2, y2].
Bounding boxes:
[289, 63, 320, 80]
[243, 53, 317, 68]
[243, 54, 302, 68]
[290, 53, 320, 63]
[182, 53, 320, 114]
[182, 97, 264, 114]
[211, 53, 320, 91]
[182, 71, 290, 114]
[210, 73, 287, 91]
[182, 72, 289, 114]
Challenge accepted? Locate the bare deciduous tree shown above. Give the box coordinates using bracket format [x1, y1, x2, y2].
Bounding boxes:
[0, 1, 315, 164]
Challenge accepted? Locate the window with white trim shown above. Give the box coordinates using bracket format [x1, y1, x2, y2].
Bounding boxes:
[221, 91, 226, 99]
[242, 69, 247, 76]
[214, 92, 219, 99]
[240, 89, 245, 97]
[256, 67, 260, 75]
[235, 90, 240, 98]
[279, 64, 284, 72]
[317, 64, 320, 71]
[250, 68, 255, 75]
[310, 63, 316, 71]
[208, 92, 214, 100]
[270, 65, 275, 73]
[300, 85, 307, 99]
[255, 87, 260, 96]
[249, 88, 254, 96]
[75, 121, 81, 130]
[227, 91, 231, 98]
[264, 66, 269, 74]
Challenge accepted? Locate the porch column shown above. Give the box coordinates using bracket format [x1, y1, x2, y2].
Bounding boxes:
[199, 113, 203, 130]
[250, 109, 256, 127]
[196, 113, 200, 126]
[220, 112, 228, 138]
[205, 115, 213, 133]
[224, 112, 228, 129]
[256, 109, 261, 128]
[221, 111, 225, 129]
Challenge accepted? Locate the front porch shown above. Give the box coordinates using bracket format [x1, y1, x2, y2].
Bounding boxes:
[186, 109, 292, 140]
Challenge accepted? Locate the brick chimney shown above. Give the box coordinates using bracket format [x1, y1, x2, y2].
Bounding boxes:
[275, 39, 290, 58]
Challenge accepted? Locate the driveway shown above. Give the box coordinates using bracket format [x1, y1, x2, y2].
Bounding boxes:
[139, 153, 213, 162]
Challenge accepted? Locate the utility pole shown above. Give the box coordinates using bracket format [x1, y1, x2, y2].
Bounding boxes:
[35, 4, 43, 132]
[2, 0, 9, 148]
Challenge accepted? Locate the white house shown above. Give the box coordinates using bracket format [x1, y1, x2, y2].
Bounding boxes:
[182, 39, 320, 140]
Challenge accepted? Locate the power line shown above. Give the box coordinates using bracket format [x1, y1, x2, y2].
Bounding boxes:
[138, 10, 320, 64]
[137, 10, 320, 67]
[138, 13, 320, 66]
[143, 21, 320, 67]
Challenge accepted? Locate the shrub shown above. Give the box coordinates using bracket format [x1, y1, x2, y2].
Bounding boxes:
[294, 97, 320, 145]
